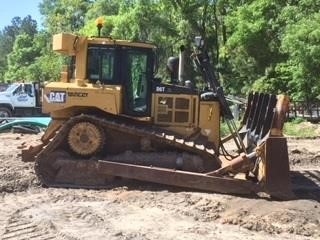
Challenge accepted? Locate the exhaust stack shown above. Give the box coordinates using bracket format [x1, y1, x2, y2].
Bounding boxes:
[178, 45, 185, 85]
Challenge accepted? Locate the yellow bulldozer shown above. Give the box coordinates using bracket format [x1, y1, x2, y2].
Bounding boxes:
[22, 22, 292, 199]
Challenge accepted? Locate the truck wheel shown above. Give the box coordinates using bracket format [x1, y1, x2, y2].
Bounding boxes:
[0, 107, 12, 118]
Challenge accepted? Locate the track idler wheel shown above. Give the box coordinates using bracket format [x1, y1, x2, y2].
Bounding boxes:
[68, 121, 105, 157]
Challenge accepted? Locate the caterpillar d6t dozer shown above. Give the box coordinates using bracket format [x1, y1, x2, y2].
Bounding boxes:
[22, 24, 292, 199]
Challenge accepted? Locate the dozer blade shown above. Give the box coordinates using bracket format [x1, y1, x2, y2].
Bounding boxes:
[240, 93, 293, 199]
[97, 160, 261, 195]
[262, 136, 292, 199]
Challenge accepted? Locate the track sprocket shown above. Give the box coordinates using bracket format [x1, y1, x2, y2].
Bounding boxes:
[67, 121, 104, 157]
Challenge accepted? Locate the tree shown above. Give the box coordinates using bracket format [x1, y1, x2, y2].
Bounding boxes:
[280, 10, 320, 101]
[0, 15, 38, 81]
[81, 0, 179, 79]
[221, 0, 320, 101]
[1, 0, 319, 101]
[85, 0, 120, 20]
[39, 0, 91, 34]
[27, 31, 64, 81]
[223, 0, 287, 94]
[4, 34, 41, 80]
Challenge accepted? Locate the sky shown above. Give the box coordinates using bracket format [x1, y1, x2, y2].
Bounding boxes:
[0, 0, 43, 30]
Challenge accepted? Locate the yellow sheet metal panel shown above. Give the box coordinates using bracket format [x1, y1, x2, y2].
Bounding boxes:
[53, 33, 156, 54]
[87, 38, 156, 49]
[53, 33, 78, 55]
[75, 38, 88, 79]
[199, 101, 220, 148]
[42, 82, 122, 115]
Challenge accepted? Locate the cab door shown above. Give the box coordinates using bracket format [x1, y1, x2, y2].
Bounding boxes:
[11, 83, 36, 107]
[122, 48, 154, 117]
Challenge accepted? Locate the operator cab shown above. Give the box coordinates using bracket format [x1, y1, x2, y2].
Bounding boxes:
[86, 44, 155, 117]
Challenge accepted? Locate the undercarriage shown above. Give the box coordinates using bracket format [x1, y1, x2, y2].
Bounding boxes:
[32, 113, 292, 199]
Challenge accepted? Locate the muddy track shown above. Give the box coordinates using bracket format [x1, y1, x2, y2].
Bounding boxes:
[2, 213, 57, 240]
[0, 190, 103, 240]
[0, 191, 63, 240]
[35, 114, 219, 187]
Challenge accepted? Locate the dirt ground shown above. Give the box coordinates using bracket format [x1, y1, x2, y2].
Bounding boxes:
[0, 132, 319, 240]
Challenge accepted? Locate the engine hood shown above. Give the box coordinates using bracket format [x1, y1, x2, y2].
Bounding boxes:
[0, 91, 12, 103]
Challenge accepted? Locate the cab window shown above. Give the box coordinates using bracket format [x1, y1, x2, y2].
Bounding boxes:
[13, 85, 22, 95]
[87, 46, 115, 84]
[123, 49, 154, 116]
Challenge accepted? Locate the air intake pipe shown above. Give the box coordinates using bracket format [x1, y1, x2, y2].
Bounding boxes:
[178, 45, 185, 85]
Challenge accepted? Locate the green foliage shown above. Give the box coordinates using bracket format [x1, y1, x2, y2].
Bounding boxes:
[280, 11, 320, 101]
[26, 32, 64, 81]
[5, 34, 41, 80]
[85, 0, 120, 21]
[39, 0, 91, 34]
[223, 0, 287, 95]
[223, 0, 320, 100]
[0, 15, 38, 81]
[290, 117, 305, 124]
[220, 121, 229, 137]
[1, 0, 320, 102]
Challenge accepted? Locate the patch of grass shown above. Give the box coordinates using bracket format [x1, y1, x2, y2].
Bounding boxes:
[220, 118, 319, 138]
[284, 120, 319, 138]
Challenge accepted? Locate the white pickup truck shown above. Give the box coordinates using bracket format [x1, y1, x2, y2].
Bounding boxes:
[0, 82, 45, 117]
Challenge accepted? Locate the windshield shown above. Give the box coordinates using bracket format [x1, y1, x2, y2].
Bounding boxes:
[2, 83, 19, 93]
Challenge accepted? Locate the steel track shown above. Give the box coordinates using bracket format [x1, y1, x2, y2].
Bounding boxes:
[33, 114, 320, 200]
[35, 114, 219, 188]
